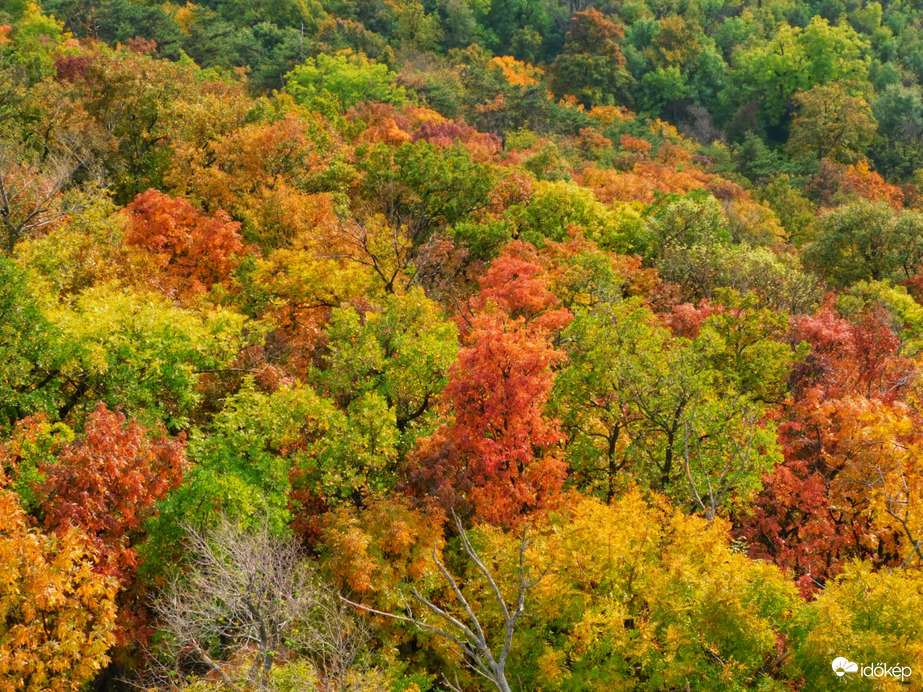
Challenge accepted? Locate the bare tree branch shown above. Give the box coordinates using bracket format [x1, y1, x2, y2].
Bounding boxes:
[343, 518, 543, 692]
[148, 518, 319, 690]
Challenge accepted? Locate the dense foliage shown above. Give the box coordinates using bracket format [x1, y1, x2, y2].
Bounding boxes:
[2, 0, 923, 689]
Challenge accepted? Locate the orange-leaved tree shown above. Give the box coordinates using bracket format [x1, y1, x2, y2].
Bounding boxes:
[123, 189, 246, 298]
[0, 483, 118, 691]
[409, 243, 571, 525]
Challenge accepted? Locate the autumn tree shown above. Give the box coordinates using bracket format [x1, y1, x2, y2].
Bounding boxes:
[14, 191, 125, 298]
[164, 111, 341, 252]
[248, 202, 377, 379]
[410, 245, 570, 525]
[834, 398, 923, 568]
[789, 564, 923, 689]
[477, 492, 801, 690]
[324, 213, 418, 294]
[436, 313, 567, 524]
[739, 307, 917, 591]
[549, 9, 629, 107]
[71, 47, 247, 203]
[318, 497, 448, 648]
[35, 402, 186, 581]
[787, 81, 878, 164]
[344, 514, 541, 692]
[123, 189, 246, 297]
[0, 140, 77, 252]
[0, 483, 118, 692]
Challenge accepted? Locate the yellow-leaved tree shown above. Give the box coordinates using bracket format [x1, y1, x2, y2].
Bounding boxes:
[0, 484, 118, 692]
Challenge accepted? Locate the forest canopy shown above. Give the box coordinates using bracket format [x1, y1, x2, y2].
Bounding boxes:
[2, 0, 923, 689]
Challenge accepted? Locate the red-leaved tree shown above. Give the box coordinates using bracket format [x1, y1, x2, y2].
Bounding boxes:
[737, 307, 915, 594]
[124, 189, 246, 297]
[38, 403, 186, 581]
[408, 244, 571, 525]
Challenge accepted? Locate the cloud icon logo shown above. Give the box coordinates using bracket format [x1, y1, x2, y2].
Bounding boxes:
[832, 657, 859, 677]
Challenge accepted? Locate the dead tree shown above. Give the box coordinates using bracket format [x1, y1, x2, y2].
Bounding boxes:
[344, 515, 544, 692]
[298, 584, 372, 692]
[151, 519, 316, 691]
